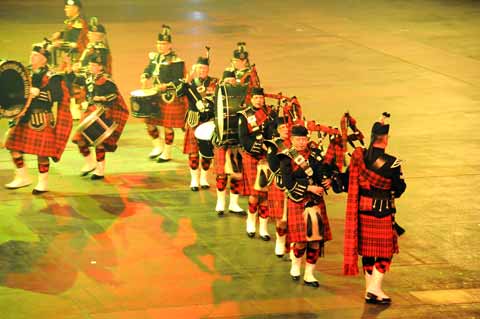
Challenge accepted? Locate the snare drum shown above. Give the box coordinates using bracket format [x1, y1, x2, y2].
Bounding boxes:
[130, 88, 159, 118]
[75, 107, 118, 146]
[194, 120, 215, 159]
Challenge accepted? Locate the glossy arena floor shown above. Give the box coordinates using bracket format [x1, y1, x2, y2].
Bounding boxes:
[1, 1, 480, 318]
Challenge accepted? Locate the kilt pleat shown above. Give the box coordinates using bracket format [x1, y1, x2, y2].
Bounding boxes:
[242, 151, 266, 197]
[358, 213, 398, 258]
[287, 197, 332, 244]
[147, 96, 187, 128]
[183, 126, 199, 154]
[268, 181, 285, 219]
[6, 101, 72, 161]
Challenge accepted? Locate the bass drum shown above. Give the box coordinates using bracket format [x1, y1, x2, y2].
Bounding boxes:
[0, 59, 32, 119]
[194, 120, 215, 159]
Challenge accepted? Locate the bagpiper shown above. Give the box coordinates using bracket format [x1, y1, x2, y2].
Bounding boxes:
[279, 124, 335, 287]
[238, 87, 276, 240]
[343, 113, 406, 304]
[265, 117, 292, 257]
[223, 42, 260, 105]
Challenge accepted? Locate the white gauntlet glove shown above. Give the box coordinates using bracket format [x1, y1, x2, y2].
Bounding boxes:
[30, 87, 40, 97]
[195, 100, 205, 112]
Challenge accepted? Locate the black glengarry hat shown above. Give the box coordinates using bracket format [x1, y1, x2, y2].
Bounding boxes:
[89, 17, 106, 33]
[251, 87, 264, 96]
[233, 42, 248, 60]
[65, 0, 82, 8]
[291, 124, 308, 137]
[158, 25, 172, 42]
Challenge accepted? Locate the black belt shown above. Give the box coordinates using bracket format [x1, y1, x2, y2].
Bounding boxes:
[359, 188, 390, 199]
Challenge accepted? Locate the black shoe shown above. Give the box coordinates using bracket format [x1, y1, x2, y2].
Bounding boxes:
[32, 189, 48, 195]
[276, 254, 284, 258]
[191, 186, 199, 192]
[149, 153, 161, 160]
[304, 280, 320, 288]
[260, 235, 271, 241]
[291, 275, 300, 281]
[247, 232, 255, 238]
[157, 157, 171, 163]
[365, 292, 391, 304]
[91, 174, 104, 180]
[229, 209, 246, 216]
[200, 185, 210, 189]
[80, 168, 95, 177]
[217, 210, 224, 217]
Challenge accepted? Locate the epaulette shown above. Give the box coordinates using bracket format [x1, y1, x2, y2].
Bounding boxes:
[170, 55, 184, 63]
[309, 147, 324, 163]
[72, 18, 85, 29]
[391, 158, 402, 168]
[94, 42, 108, 49]
[379, 153, 402, 169]
[280, 147, 294, 158]
[148, 52, 158, 60]
[237, 106, 254, 118]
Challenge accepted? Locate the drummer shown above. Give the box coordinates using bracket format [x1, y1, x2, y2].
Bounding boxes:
[71, 17, 112, 120]
[182, 54, 218, 191]
[49, 0, 88, 120]
[4, 44, 72, 194]
[72, 53, 129, 179]
[140, 25, 188, 163]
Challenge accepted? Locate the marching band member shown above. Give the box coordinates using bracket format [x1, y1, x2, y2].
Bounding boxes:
[265, 118, 291, 257]
[140, 25, 187, 162]
[238, 87, 276, 240]
[4, 44, 72, 194]
[223, 42, 260, 105]
[74, 17, 112, 75]
[343, 113, 406, 304]
[49, 0, 88, 120]
[182, 55, 218, 191]
[213, 70, 247, 216]
[279, 124, 334, 287]
[71, 17, 112, 120]
[72, 53, 129, 179]
[49, 0, 88, 69]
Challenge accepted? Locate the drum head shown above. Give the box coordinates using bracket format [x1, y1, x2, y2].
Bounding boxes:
[194, 121, 215, 140]
[0, 60, 31, 118]
[130, 88, 158, 97]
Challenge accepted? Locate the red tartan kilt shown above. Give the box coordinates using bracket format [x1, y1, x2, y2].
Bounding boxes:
[287, 197, 332, 244]
[183, 126, 199, 154]
[214, 146, 227, 175]
[358, 214, 398, 258]
[268, 181, 285, 219]
[242, 152, 266, 197]
[214, 146, 248, 195]
[6, 106, 72, 161]
[146, 96, 187, 128]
